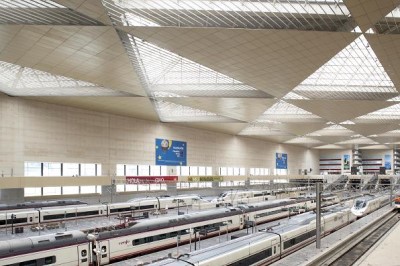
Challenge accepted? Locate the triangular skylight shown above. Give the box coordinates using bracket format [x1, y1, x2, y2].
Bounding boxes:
[0, 0, 102, 25]
[356, 104, 400, 121]
[238, 122, 292, 136]
[294, 35, 397, 100]
[154, 100, 239, 122]
[255, 100, 322, 123]
[105, 0, 351, 31]
[339, 120, 355, 125]
[374, 5, 400, 34]
[285, 137, 323, 144]
[130, 36, 270, 98]
[336, 137, 378, 145]
[307, 124, 354, 136]
[0, 61, 129, 96]
[282, 92, 309, 100]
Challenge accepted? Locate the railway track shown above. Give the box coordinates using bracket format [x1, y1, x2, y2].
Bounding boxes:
[329, 212, 399, 266]
[305, 209, 398, 266]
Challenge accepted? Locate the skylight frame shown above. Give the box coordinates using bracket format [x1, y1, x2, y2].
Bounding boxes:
[127, 34, 271, 98]
[154, 100, 238, 122]
[0, 0, 104, 25]
[0, 61, 128, 96]
[294, 35, 396, 100]
[104, 0, 351, 31]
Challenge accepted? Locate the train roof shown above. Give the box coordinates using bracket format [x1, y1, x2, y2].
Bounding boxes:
[151, 206, 352, 266]
[0, 230, 87, 258]
[153, 232, 278, 266]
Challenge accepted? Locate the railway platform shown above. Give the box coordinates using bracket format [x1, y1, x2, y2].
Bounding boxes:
[354, 211, 400, 266]
[271, 205, 394, 266]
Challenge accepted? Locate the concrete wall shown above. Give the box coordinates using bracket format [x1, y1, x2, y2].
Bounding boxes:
[0, 94, 320, 202]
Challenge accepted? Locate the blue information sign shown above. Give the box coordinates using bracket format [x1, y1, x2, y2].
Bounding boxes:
[156, 138, 187, 166]
[276, 153, 287, 169]
[385, 154, 391, 170]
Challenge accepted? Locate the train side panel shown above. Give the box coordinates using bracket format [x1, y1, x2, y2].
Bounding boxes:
[0, 244, 88, 266]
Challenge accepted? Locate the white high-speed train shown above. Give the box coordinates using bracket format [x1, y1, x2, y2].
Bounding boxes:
[0, 198, 316, 265]
[0, 195, 206, 229]
[150, 206, 357, 266]
[351, 194, 390, 217]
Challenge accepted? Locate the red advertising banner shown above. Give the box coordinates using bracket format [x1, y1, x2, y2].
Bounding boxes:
[126, 176, 178, 184]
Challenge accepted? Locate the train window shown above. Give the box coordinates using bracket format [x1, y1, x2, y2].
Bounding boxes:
[20, 260, 37, 266]
[81, 250, 87, 257]
[274, 246, 276, 254]
[44, 256, 56, 265]
[101, 246, 107, 253]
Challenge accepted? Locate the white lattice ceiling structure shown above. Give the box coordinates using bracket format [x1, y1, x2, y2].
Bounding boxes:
[1, 0, 400, 149]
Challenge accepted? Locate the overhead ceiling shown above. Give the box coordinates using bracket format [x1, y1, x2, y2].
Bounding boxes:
[1, 0, 400, 150]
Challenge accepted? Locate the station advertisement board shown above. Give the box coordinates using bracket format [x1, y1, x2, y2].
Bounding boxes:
[126, 176, 178, 184]
[155, 138, 187, 166]
[385, 154, 391, 170]
[276, 153, 288, 169]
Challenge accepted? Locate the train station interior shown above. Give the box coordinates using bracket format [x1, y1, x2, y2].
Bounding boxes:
[1, 0, 400, 265]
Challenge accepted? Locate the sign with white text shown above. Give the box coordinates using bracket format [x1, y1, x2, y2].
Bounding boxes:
[155, 138, 187, 166]
[126, 176, 178, 184]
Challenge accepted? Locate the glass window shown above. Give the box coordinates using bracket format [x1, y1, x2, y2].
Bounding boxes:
[96, 165, 102, 176]
[116, 164, 125, 176]
[198, 167, 206, 176]
[63, 163, 79, 176]
[138, 184, 149, 191]
[240, 168, 246, 175]
[160, 184, 167, 190]
[274, 169, 288, 175]
[161, 166, 168, 176]
[150, 165, 161, 176]
[150, 184, 161, 190]
[126, 164, 137, 176]
[220, 167, 227, 176]
[233, 168, 239, 176]
[62, 186, 79, 195]
[177, 182, 189, 189]
[125, 184, 137, 192]
[190, 182, 199, 188]
[96, 185, 102, 194]
[43, 162, 61, 176]
[180, 166, 189, 176]
[199, 182, 212, 188]
[190, 166, 198, 176]
[207, 167, 212, 176]
[81, 164, 96, 176]
[250, 168, 255, 175]
[116, 184, 125, 192]
[24, 162, 42, 176]
[80, 186, 96, 194]
[24, 187, 41, 197]
[227, 167, 233, 176]
[138, 165, 150, 176]
[43, 187, 61, 196]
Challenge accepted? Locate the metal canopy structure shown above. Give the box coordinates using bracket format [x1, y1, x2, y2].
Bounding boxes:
[1, 0, 400, 149]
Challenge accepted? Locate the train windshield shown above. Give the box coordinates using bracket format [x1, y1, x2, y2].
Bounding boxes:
[354, 200, 366, 208]
[218, 193, 227, 198]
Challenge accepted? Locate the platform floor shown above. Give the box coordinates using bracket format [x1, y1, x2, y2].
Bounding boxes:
[271, 205, 394, 266]
[354, 210, 400, 266]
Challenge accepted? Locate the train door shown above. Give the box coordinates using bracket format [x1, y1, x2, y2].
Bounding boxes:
[271, 239, 279, 256]
[27, 212, 35, 224]
[77, 244, 89, 266]
[97, 240, 110, 265]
